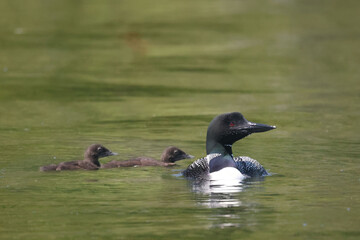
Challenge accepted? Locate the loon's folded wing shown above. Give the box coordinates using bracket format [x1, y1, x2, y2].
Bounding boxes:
[234, 156, 268, 177]
[182, 157, 209, 179]
[183, 156, 268, 179]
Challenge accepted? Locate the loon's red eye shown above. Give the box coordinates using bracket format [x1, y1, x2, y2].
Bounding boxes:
[229, 122, 235, 127]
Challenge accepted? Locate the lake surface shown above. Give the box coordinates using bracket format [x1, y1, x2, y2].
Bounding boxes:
[0, 0, 359, 239]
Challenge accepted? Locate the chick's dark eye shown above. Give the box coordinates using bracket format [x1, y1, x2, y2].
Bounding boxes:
[97, 147, 103, 151]
[229, 122, 235, 127]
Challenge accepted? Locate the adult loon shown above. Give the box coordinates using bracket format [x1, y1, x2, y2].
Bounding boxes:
[182, 112, 276, 180]
[101, 146, 193, 168]
[40, 144, 117, 171]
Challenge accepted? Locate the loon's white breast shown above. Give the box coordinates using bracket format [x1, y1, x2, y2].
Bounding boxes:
[209, 167, 246, 181]
[206, 153, 246, 181]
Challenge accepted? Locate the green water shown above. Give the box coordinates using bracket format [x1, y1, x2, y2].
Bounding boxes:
[1, 0, 359, 239]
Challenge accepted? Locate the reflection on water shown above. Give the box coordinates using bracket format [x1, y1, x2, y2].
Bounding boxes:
[189, 178, 267, 229]
[190, 177, 265, 208]
[192, 179, 245, 195]
[174, 169, 246, 208]
[177, 166, 268, 208]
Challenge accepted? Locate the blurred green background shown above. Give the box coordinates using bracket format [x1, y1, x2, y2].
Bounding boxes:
[0, 0, 359, 239]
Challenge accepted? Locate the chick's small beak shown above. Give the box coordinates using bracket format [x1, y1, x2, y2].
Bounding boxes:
[173, 153, 194, 162]
[109, 152, 118, 156]
[100, 151, 118, 158]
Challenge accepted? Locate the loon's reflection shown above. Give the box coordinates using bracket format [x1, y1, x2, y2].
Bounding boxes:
[189, 177, 266, 229]
[191, 179, 245, 208]
[189, 177, 266, 208]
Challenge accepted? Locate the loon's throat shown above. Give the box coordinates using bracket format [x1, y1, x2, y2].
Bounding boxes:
[206, 141, 236, 173]
[206, 140, 233, 157]
[208, 154, 236, 173]
[223, 144, 233, 157]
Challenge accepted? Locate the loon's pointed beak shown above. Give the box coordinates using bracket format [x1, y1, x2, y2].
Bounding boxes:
[247, 122, 276, 133]
[184, 154, 194, 159]
[109, 151, 118, 156]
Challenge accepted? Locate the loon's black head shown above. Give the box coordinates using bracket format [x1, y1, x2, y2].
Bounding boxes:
[206, 112, 276, 154]
[161, 146, 194, 163]
[85, 144, 118, 160]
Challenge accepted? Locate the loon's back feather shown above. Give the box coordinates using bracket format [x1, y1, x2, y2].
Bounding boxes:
[233, 156, 268, 177]
[182, 156, 268, 179]
[182, 157, 209, 180]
